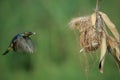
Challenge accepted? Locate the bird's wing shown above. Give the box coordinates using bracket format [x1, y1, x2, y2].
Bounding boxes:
[15, 37, 34, 53]
[25, 37, 35, 53]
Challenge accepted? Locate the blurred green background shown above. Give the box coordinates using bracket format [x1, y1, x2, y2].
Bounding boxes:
[0, 0, 120, 80]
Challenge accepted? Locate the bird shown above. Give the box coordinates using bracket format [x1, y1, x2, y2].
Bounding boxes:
[3, 32, 36, 55]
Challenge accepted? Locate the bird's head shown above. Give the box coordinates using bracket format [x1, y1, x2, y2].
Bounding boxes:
[23, 32, 36, 37]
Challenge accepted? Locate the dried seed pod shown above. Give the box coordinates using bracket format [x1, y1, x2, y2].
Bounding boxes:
[69, 16, 92, 32]
[80, 26, 102, 52]
[69, 13, 103, 52]
[69, 0, 120, 74]
[99, 11, 120, 41]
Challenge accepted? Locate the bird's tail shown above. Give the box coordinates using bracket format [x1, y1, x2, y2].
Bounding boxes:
[2, 47, 12, 55]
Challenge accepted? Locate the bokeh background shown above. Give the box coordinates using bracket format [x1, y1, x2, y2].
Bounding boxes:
[0, 0, 120, 80]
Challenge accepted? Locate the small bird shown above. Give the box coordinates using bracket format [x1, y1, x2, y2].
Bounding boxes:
[3, 32, 36, 55]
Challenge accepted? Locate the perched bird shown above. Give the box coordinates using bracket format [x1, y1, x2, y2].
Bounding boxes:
[3, 32, 36, 55]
